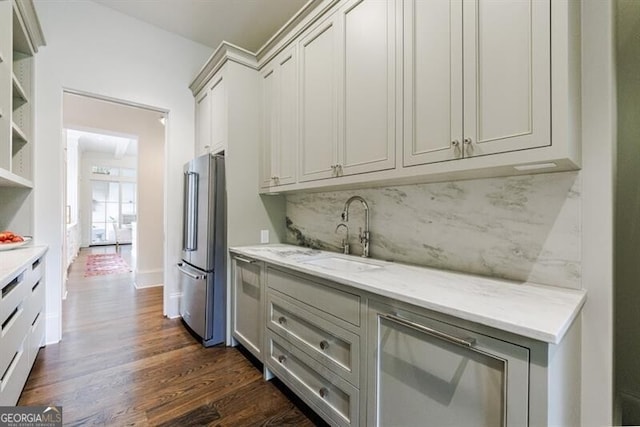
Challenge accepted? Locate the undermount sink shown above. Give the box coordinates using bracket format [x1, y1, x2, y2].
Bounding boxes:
[301, 256, 383, 273]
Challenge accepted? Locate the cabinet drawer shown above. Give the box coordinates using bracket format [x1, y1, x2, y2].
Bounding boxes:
[0, 304, 28, 376]
[0, 343, 28, 406]
[267, 291, 359, 386]
[29, 255, 44, 284]
[266, 267, 360, 326]
[25, 277, 44, 327]
[28, 309, 45, 366]
[266, 331, 359, 427]
[0, 269, 28, 319]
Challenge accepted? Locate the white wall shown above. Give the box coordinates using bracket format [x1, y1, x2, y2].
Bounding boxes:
[64, 93, 166, 288]
[581, 1, 616, 425]
[33, 0, 212, 343]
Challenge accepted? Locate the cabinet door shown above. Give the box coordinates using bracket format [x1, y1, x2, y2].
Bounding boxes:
[367, 301, 529, 426]
[275, 47, 298, 186]
[462, 0, 550, 157]
[299, 15, 339, 182]
[338, 0, 396, 176]
[260, 64, 277, 189]
[403, 0, 463, 166]
[232, 257, 263, 360]
[209, 75, 227, 154]
[195, 88, 211, 156]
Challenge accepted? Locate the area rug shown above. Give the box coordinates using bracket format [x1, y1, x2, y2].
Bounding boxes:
[84, 253, 131, 277]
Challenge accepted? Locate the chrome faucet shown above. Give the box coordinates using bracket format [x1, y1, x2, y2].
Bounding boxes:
[341, 196, 370, 258]
[335, 223, 350, 254]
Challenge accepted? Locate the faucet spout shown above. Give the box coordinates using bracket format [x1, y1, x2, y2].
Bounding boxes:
[340, 196, 370, 257]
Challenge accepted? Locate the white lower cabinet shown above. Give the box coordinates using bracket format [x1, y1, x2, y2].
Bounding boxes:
[266, 330, 360, 427]
[366, 300, 529, 427]
[230, 254, 581, 426]
[230, 255, 264, 361]
[0, 250, 46, 405]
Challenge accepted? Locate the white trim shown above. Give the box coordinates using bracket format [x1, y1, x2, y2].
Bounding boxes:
[134, 268, 163, 289]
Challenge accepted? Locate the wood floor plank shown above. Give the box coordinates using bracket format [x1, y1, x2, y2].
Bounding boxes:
[18, 246, 322, 426]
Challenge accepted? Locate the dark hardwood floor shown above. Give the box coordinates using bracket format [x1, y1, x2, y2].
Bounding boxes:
[18, 246, 320, 426]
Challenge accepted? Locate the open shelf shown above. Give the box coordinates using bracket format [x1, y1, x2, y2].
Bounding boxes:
[0, 167, 32, 188]
[11, 121, 28, 148]
[12, 6, 33, 56]
[12, 73, 28, 106]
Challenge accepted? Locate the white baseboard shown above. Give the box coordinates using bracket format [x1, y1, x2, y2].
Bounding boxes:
[134, 268, 163, 289]
[45, 312, 61, 345]
[166, 292, 181, 318]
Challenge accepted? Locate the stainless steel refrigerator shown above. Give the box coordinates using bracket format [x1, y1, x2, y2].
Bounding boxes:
[178, 153, 226, 347]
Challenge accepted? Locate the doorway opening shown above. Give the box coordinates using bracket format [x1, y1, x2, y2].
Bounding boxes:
[62, 91, 167, 298]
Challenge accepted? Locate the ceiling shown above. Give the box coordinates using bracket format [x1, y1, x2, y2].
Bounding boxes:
[67, 129, 138, 159]
[91, 0, 309, 52]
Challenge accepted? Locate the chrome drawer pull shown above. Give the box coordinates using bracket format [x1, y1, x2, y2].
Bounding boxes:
[319, 340, 329, 351]
[278, 316, 287, 325]
[319, 387, 329, 398]
[234, 256, 255, 264]
[278, 355, 287, 363]
[381, 314, 476, 348]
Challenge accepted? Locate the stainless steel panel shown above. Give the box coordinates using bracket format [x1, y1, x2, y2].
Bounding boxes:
[178, 262, 208, 339]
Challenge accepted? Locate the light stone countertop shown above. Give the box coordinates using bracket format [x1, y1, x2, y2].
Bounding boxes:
[0, 245, 48, 286]
[230, 244, 586, 344]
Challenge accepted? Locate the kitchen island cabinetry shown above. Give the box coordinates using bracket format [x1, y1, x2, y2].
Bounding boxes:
[230, 244, 585, 426]
[0, 246, 47, 405]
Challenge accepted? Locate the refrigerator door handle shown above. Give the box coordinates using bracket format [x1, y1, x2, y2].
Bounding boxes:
[184, 171, 199, 251]
[177, 262, 206, 280]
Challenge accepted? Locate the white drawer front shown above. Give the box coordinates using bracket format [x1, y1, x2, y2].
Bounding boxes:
[0, 305, 28, 376]
[268, 291, 359, 386]
[267, 267, 360, 326]
[28, 310, 45, 366]
[0, 269, 28, 320]
[266, 331, 359, 427]
[0, 339, 28, 406]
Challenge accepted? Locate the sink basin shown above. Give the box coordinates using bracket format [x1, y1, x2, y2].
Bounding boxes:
[301, 256, 383, 273]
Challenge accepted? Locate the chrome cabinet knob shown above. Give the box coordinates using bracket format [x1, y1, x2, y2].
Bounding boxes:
[464, 137, 473, 145]
[278, 354, 287, 363]
[451, 140, 460, 147]
[319, 387, 329, 398]
[319, 340, 329, 351]
[278, 316, 286, 325]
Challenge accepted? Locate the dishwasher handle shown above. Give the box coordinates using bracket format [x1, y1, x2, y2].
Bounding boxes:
[381, 313, 476, 348]
[177, 263, 206, 281]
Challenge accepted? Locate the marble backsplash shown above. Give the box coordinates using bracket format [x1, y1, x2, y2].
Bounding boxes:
[285, 172, 581, 289]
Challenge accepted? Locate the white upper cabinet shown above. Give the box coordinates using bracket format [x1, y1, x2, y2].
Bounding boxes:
[195, 71, 227, 157]
[405, 0, 551, 166]
[403, 0, 463, 166]
[260, 46, 298, 188]
[463, 0, 550, 158]
[209, 75, 227, 154]
[195, 88, 211, 157]
[299, 0, 396, 183]
[299, 15, 339, 183]
[338, 0, 396, 176]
